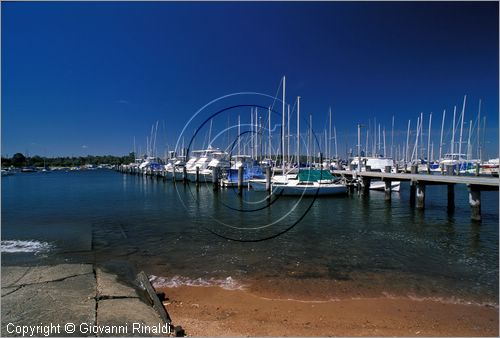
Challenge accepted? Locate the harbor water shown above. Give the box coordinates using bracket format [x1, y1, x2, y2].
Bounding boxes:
[2, 169, 498, 305]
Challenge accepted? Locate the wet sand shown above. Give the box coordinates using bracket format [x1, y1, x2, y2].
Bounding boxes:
[159, 284, 498, 336]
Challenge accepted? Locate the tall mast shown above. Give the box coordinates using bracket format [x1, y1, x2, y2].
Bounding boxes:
[259, 115, 262, 161]
[476, 99, 481, 161]
[238, 114, 241, 155]
[378, 123, 381, 156]
[309, 114, 312, 166]
[451, 106, 456, 155]
[481, 116, 486, 162]
[334, 126, 338, 160]
[391, 115, 394, 158]
[267, 107, 271, 159]
[405, 120, 411, 163]
[439, 109, 446, 161]
[250, 108, 254, 157]
[324, 129, 327, 163]
[419, 113, 423, 160]
[467, 119, 472, 160]
[412, 116, 420, 162]
[255, 108, 258, 159]
[458, 95, 466, 158]
[296, 96, 300, 167]
[357, 123, 362, 172]
[383, 127, 386, 158]
[282, 76, 286, 173]
[329, 107, 332, 160]
[427, 112, 432, 163]
[365, 130, 369, 158]
[287, 104, 290, 166]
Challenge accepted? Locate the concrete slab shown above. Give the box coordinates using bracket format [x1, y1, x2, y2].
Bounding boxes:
[1, 263, 168, 337]
[1, 267, 31, 288]
[1, 286, 20, 297]
[97, 298, 167, 337]
[2, 264, 93, 287]
[96, 267, 138, 298]
[1, 274, 96, 337]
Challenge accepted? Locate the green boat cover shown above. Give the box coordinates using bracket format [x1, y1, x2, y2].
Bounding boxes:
[298, 169, 334, 182]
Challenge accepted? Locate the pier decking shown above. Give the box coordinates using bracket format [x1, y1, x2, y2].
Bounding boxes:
[333, 169, 499, 221]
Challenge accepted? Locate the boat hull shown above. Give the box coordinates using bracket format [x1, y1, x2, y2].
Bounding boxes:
[369, 181, 401, 192]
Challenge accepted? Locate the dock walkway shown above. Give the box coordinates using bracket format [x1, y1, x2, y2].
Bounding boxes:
[332, 169, 499, 221]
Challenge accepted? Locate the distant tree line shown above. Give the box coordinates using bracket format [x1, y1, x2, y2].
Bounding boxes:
[1, 152, 136, 168]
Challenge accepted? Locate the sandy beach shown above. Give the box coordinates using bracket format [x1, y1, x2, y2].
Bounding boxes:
[159, 284, 498, 336]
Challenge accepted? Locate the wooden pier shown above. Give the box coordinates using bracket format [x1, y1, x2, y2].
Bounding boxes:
[117, 164, 498, 222]
[332, 169, 499, 221]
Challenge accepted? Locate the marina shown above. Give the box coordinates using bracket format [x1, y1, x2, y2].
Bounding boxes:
[2, 1, 499, 336]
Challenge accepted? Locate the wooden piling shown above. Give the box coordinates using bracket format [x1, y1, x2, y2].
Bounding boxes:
[183, 166, 187, 184]
[416, 183, 426, 209]
[447, 184, 455, 212]
[475, 162, 480, 176]
[238, 166, 244, 196]
[195, 166, 200, 187]
[384, 180, 391, 201]
[362, 166, 371, 194]
[212, 167, 219, 191]
[265, 166, 271, 193]
[409, 165, 418, 206]
[468, 185, 481, 222]
[446, 164, 454, 176]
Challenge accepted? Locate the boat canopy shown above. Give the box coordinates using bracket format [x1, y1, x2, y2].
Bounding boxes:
[298, 169, 334, 182]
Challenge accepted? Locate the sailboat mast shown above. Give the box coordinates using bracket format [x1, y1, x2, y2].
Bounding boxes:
[378, 123, 381, 156]
[268, 108, 271, 158]
[334, 126, 338, 160]
[329, 107, 332, 160]
[405, 120, 411, 163]
[412, 116, 420, 163]
[296, 96, 300, 168]
[324, 129, 327, 163]
[383, 128, 386, 158]
[439, 109, 446, 162]
[476, 99, 481, 161]
[427, 112, 432, 164]
[458, 95, 466, 159]
[391, 115, 394, 159]
[451, 106, 456, 155]
[357, 123, 362, 173]
[287, 104, 290, 166]
[308, 114, 312, 166]
[238, 114, 241, 155]
[365, 130, 369, 158]
[467, 119, 472, 160]
[282, 76, 286, 173]
[419, 113, 423, 160]
[255, 108, 258, 159]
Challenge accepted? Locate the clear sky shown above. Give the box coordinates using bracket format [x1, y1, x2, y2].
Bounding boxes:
[2, 1, 498, 159]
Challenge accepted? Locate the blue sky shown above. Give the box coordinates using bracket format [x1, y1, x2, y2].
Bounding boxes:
[2, 1, 498, 159]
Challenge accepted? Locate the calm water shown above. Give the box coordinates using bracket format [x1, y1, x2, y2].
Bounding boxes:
[2, 170, 498, 304]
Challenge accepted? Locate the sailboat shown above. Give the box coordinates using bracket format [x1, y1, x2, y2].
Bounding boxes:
[250, 77, 347, 196]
